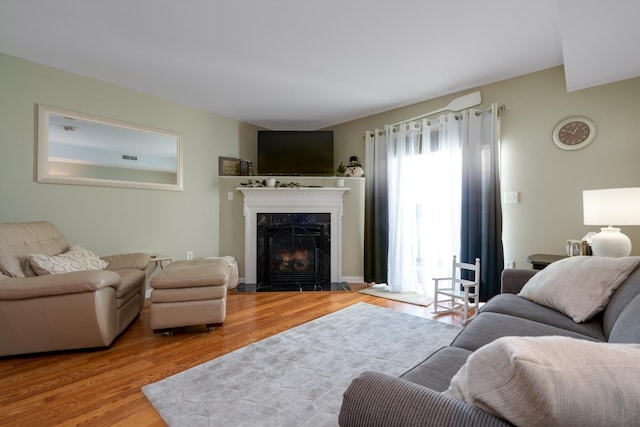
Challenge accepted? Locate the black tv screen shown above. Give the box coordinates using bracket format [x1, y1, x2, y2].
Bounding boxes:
[257, 131, 334, 176]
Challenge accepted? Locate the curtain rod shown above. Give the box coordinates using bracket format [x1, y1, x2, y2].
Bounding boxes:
[390, 91, 482, 127]
[361, 104, 505, 138]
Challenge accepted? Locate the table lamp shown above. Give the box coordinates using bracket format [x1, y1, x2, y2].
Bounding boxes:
[583, 188, 640, 257]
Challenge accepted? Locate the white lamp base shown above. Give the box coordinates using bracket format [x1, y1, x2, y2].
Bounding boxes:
[590, 227, 632, 257]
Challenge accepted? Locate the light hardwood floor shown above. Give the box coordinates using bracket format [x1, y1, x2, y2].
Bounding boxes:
[0, 286, 465, 426]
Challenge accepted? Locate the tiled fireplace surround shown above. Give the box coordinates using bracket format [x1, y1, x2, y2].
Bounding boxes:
[238, 187, 349, 287]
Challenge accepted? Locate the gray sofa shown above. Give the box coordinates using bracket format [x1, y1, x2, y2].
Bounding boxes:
[339, 266, 640, 426]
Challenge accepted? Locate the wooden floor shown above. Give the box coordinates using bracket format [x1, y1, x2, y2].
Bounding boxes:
[0, 285, 464, 426]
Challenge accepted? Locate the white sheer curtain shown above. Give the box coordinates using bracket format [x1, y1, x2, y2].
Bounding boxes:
[386, 114, 462, 295]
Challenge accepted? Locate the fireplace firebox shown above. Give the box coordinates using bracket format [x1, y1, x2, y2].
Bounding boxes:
[257, 213, 331, 291]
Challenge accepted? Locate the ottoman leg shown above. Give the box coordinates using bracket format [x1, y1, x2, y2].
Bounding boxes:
[153, 328, 175, 336]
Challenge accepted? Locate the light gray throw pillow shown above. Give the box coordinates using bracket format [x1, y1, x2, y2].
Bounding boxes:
[518, 256, 640, 322]
[444, 336, 640, 426]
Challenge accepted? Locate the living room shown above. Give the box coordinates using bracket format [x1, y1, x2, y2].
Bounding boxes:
[4, 59, 640, 278]
[2, 1, 640, 425]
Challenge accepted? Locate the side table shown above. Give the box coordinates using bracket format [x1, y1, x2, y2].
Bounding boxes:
[150, 256, 173, 271]
[526, 254, 567, 270]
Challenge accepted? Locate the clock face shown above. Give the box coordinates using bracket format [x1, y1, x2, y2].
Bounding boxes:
[558, 121, 590, 145]
[553, 116, 596, 150]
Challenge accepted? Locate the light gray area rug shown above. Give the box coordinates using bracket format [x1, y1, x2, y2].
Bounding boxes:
[142, 302, 459, 427]
[359, 283, 434, 307]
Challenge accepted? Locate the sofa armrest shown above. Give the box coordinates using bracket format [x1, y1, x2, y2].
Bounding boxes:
[500, 269, 537, 294]
[0, 270, 120, 300]
[102, 252, 151, 271]
[339, 371, 511, 427]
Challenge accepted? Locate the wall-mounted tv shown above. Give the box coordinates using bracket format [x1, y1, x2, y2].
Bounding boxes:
[257, 130, 334, 176]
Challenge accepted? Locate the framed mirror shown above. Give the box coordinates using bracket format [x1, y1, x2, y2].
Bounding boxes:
[37, 104, 183, 191]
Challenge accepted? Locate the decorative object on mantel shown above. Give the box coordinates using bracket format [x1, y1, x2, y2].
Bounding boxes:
[239, 179, 304, 188]
[218, 156, 242, 176]
[219, 157, 254, 176]
[336, 161, 346, 176]
[345, 156, 364, 177]
[240, 160, 254, 176]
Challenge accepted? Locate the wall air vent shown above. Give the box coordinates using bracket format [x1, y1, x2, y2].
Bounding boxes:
[122, 155, 138, 161]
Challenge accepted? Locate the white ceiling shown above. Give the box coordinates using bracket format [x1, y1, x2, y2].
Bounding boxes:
[1, 0, 639, 130]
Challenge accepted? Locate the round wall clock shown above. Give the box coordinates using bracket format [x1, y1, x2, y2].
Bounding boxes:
[552, 116, 597, 150]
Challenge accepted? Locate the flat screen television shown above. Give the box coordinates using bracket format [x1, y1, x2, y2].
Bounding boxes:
[257, 130, 334, 176]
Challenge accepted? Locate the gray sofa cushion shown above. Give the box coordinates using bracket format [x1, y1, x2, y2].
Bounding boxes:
[609, 294, 640, 343]
[480, 293, 606, 341]
[451, 312, 601, 351]
[400, 346, 473, 392]
[603, 266, 640, 337]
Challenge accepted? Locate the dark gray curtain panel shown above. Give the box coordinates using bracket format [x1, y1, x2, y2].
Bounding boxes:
[460, 105, 504, 301]
[364, 130, 388, 284]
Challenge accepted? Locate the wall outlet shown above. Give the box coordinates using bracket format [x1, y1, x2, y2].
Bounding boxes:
[186, 251, 194, 260]
[227, 191, 234, 201]
[505, 259, 515, 269]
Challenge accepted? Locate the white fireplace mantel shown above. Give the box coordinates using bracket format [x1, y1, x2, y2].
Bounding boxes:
[237, 187, 349, 284]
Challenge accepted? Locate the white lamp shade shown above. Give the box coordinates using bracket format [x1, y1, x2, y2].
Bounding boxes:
[583, 188, 640, 226]
[583, 188, 640, 257]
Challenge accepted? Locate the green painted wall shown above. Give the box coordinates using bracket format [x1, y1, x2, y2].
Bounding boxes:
[0, 53, 259, 266]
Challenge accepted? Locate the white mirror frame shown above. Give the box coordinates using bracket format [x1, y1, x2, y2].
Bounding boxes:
[37, 104, 183, 191]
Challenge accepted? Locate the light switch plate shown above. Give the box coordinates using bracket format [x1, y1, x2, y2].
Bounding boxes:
[503, 191, 519, 204]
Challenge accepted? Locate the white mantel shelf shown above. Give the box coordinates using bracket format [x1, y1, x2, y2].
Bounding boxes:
[237, 186, 349, 201]
[236, 186, 349, 192]
[237, 186, 349, 285]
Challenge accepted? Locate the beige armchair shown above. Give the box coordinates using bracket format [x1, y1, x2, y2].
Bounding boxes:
[0, 221, 150, 356]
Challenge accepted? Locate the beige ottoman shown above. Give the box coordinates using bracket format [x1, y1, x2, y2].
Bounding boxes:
[149, 258, 228, 335]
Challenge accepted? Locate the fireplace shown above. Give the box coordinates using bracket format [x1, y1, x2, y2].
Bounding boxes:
[257, 213, 331, 291]
[238, 187, 349, 291]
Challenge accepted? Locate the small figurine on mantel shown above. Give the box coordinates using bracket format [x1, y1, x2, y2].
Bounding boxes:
[345, 156, 364, 177]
